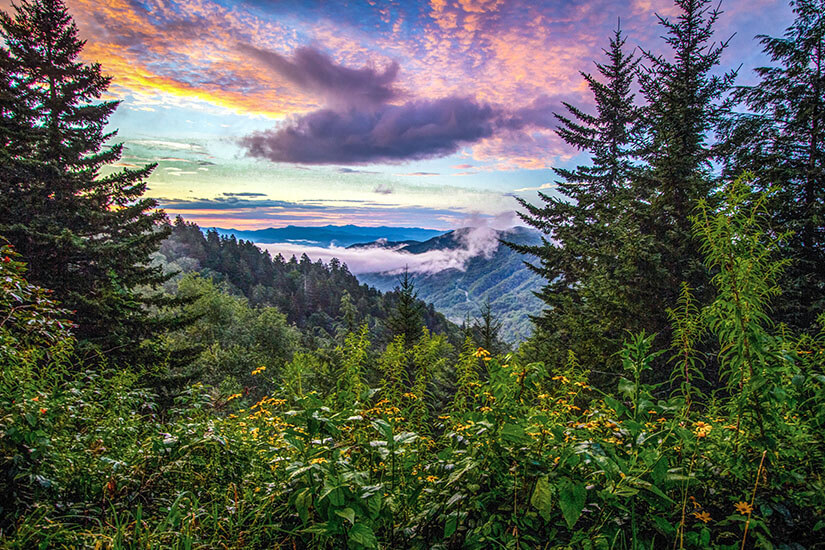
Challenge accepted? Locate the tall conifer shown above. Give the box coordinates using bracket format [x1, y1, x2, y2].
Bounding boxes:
[511, 25, 642, 368]
[0, 0, 170, 356]
[637, 0, 736, 312]
[722, 0, 825, 330]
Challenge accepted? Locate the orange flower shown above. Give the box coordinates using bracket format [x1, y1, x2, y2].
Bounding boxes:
[693, 511, 712, 523]
[39, 408, 47, 414]
[734, 501, 753, 515]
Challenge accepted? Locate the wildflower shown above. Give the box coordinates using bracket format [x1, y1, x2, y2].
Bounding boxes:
[226, 393, 242, 402]
[473, 347, 490, 358]
[402, 392, 418, 400]
[426, 475, 438, 483]
[693, 511, 712, 523]
[309, 457, 328, 465]
[734, 501, 753, 515]
[39, 407, 47, 414]
[694, 421, 712, 438]
[480, 406, 492, 412]
[251, 365, 267, 376]
[552, 375, 570, 384]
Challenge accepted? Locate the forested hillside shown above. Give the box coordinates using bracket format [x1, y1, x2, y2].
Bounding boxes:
[1, 0, 825, 548]
[157, 218, 458, 344]
[356, 227, 543, 343]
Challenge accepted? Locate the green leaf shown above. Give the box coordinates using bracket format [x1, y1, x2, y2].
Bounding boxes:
[294, 488, 311, 524]
[559, 480, 586, 529]
[530, 476, 554, 521]
[618, 377, 635, 398]
[367, 494, 382, 519]
[335, 507, 356, 525]
[500, 423, 529, 445]
[444, 515, 458, 538]
[349, 523, 378, 548]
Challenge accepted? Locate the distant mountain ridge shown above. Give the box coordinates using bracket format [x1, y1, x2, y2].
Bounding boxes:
[356, 226, 543, 343]
[209, 225, 445, 248]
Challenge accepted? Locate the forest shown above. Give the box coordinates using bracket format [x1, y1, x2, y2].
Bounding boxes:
[0, 0, 824, 548]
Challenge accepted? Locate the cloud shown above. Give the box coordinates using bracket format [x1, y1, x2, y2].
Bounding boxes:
[237, 44, 400, 110]
[258, 237, 493, 275]
[513, 182, 556, 192]
[241, 96, 503, 164]
[256, 211, 522, 275]
[396, 171, 440, 176]
[374, 184, 393, 194]
[238, 46, 561, 165]
[158, 197, 320, 210]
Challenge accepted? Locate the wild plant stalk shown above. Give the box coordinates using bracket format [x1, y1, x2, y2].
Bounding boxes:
[667, 283, 705, 414]
[741, 450, 767, 549]
[693, 175, 789, 446]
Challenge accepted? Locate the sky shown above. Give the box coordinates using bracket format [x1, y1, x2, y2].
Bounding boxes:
[4, 0, 796, 230]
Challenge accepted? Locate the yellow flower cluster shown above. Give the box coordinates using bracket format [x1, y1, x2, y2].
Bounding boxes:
[694, 421, 712, 439]
[251, 365, 266, 376]
[473, 347, 491, 360]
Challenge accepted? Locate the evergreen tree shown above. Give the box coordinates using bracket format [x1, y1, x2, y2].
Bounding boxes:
[721, 0, 825, 331]
[472, 301, 505, 356]
[0, 0, 170, 357]
[510, 24, 642, 368]
[636, 0, 737, 320]
[387, 268, 423, 348]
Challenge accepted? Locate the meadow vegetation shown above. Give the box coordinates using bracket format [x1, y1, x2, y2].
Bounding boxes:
[1, 0, 824, 548]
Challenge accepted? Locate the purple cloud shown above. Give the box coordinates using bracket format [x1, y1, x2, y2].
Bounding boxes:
[239, 46, 556, 165]
[237, 44, 400, 109]
[241, 97, 501, 164]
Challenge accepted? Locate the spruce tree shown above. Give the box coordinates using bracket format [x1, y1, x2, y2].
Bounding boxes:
[510, 25, 642, 368]
[0, 0, 170, 357]
[722, 0, 825, 331]
[472, 301, 505, 356]
[636, 0, 736, 319]
[387, 267, 423, 348]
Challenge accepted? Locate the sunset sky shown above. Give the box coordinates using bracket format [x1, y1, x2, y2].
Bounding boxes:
[6, 0, 794, 229]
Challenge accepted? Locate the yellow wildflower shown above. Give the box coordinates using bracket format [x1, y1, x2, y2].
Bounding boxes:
[426, 475, 438, 483]
[734, 501, 753, 515]
[473, 347, 491, 358]
[309, 457, 328, 465]
[693, 511, 712, 523]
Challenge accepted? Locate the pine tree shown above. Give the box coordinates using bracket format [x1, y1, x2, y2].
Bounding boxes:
[386, 267, 423, 348]
[472, 301, 505, 356]
[721, 0, 825, 331]
[0, 0, 170, 357]
[636, 0, 736, 318]
[510, 24, 642, 368]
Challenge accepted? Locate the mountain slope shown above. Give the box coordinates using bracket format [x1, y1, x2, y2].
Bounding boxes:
[356, 226, 543, 343]
[157, 218, 459, 344]
[210, 225, 445, 247]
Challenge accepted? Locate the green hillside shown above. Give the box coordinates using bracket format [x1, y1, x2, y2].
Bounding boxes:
[357, 226, 543, 343]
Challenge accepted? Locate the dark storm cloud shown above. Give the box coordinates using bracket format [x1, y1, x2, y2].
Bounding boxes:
[241, 96, 501, 164]
[236, 44, 400, 109]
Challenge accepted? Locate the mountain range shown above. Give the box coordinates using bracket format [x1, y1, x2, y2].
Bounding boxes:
[353, 226, 544, 343]
[209, 225, 445, 248]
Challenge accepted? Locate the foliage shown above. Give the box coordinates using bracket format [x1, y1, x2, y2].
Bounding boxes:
[720, 0, 825, 332]
[0, 0, 173, 359]
[2, 179, 824, 548]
